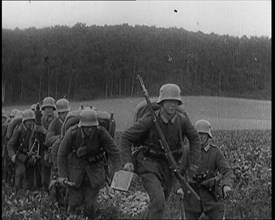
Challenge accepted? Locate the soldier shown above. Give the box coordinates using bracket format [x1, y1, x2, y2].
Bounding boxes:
[177, 119, 235, 219]
[3, 110, 23, 186]
[46, 98, 70, 177]
[57, 109, 121, 219]
[120, 83, 201, 219]
[39, 96, 57, 191]
[7, 109, 40, 190]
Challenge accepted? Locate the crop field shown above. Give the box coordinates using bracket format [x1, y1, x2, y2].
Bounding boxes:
[2, 96, 271, 219]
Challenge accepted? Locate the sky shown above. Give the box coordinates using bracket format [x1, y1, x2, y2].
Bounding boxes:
[2, 1, 271, 38]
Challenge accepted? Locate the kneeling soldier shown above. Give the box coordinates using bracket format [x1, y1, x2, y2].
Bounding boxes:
[57, 108, 121, 219]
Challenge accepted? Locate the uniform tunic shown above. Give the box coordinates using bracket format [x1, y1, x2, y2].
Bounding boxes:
[120, 109, 200, 219]
[40, 114, 55, 189]
[184, 143, 235, 217]
[46, 117, 63, 147]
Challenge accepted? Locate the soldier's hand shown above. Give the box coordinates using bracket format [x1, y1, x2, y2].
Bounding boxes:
[57, 177, 68, 186]
[35, 125, 46, 134]
[186, 165, 197, 183]
[123, 162, 134, 172]
[176, 188, 185, 199]
[11, 154, 16, 163]
[223, 185, 232, 199]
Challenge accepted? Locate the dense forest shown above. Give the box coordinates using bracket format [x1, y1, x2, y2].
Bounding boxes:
[2, 23, 271, 105]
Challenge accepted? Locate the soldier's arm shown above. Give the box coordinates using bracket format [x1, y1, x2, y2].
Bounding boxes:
[7, 127, 20, 159]
[120, 114, 152, 165]
[57, 128, 73, 178]
[100, 127, 122, 173]
[181, 113, 201, 172]
[45, 120, 60, 147]
[216, 148, 235, 189]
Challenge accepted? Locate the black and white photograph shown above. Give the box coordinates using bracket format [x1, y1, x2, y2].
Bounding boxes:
[2, 1, 271, 219]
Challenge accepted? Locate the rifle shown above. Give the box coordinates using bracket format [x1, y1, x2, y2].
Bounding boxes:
[137, 74, 200, 201]
[200, 172, 222, 202]
[102, 112, 115, 197]
[49, 179, 75, 189]
[27, 103, 43, 163]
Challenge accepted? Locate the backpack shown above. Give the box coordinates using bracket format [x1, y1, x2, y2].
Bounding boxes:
[133, 98, 186, 123]
[6, 117, 22, 141]
[61, 108, 116, 138]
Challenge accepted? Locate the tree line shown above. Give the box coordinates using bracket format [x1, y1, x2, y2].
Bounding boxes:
[2, 23, 271, 105]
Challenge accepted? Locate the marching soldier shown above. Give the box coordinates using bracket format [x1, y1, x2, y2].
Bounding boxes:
[38, 96, 57, 191]
[120, 83, 201, 219]
[57, 108, 121, 219]
[46, 98, 71, 206]
[7, 109, 40, 190]
[3, 110, 24, 186]
[46, 98, 70, 153]
[177, 119, 235, 219]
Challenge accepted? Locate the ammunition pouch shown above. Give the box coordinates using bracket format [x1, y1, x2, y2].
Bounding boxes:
[86, 153, 104, 164]
[139, 144, 183, 161]
[74, 147, 105, 164]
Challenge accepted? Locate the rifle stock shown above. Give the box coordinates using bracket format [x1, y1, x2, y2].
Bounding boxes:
[137, 74, 200, 201]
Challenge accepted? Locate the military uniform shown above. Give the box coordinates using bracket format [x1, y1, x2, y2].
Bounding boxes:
[58, 124, 121, 219]
[183, 143, 235, 219]
[46, 117, 63, 147]
[120, 109, 200, 219]
[46, 117, 63, 175]
[40, 114, 56, 190]
[7, 123, 37, 189]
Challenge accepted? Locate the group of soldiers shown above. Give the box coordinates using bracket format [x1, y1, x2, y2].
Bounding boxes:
[2, 82, 235, 220]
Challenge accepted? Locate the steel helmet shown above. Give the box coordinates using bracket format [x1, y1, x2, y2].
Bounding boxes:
[22, 109, 35, 123]
[14, 110, 23, 119]
[56, 98, 70, 113]
[31, 104, 37, 111]
[195, 119, 213, 138]
[2, 110, 8, 119]
[157, 84, 182, 105]
[42, 97, 56, 110]
[78, 109, 99, 127]
[10, 109, 19, 118]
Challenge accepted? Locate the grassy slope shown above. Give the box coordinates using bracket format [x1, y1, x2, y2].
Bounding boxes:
[3, 96, 271, 131]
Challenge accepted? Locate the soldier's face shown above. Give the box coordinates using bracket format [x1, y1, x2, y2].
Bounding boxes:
[199, 133, 209, 146]
[82, 126, 96, 137]
[162, 100, 179, 116]
[44, 107, 54, 116]
[59, 112, 68, 122]
[24, 120, 34, 129]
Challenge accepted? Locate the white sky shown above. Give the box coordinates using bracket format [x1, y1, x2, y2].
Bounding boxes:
[2, 1, 271, 37]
